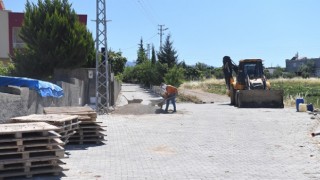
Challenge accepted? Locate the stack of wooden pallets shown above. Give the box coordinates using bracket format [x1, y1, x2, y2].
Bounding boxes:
[68, 120, 106, 145]
[43, 106, 97, 121]
[0, 122, 66, 179]
[44, 106, 106, 145]
[11, 114, 80, 144]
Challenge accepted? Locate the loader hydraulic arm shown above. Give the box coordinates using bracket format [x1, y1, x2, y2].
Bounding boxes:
[222, 56, 238, 90]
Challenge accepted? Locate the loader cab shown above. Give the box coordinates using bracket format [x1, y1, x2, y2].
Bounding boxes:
[237, 59, 264, 85]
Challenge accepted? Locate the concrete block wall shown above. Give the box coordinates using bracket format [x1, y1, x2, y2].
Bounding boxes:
[54, 68, 121, 106]
[0, 80, 84, 122]
[0, 68, 122, 122]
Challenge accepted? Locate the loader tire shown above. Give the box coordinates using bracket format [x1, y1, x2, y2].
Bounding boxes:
[230, 86, 236, 105]
[235, 91, 240, 107]
[237, 92, 242, 108]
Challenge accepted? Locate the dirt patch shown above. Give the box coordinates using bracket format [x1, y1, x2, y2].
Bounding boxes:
[178, 89, 229, 103]
[151, 145, 175, 155]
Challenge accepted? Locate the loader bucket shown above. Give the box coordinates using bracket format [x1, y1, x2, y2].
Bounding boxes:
[236, 90, 284, 108]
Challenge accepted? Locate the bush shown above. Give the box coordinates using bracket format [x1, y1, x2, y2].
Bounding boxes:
[0, 62, 14, 76]
[122, 66, 136, 83]
[213, 67, 224, 79]
[164, 65, 185, 87]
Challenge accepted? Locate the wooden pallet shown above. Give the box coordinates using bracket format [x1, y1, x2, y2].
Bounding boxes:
[0, 159, 64, 171]
[0, 122, 59, 135]
[11, 114, 80, 144]
[0, 130, 60, 142]
[68, 121, 106, 145]
[69, 133, 106, 140]
[66, 139, 106, 145]
[0, 144, 63, 155]
[0, 156, 64, 166]
[42, 107, 107, 145]
[0, 139, 64, 153]
[0, 122, 66, 180]
[11, 114, 79, 125]
[0, 166, 64, 179]
[44, 106, 97, 121]
[74, 131, 106, 136]
[0, 145, 65, 161]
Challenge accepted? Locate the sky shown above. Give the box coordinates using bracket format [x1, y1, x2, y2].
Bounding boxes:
[3, 0, 320, 68]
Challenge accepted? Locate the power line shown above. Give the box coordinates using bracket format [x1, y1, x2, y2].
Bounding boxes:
[146, 33, 158, 41]
[135, 0, 158, 26]
[121, 33, 157, 51]
[143, 0, 161, 23]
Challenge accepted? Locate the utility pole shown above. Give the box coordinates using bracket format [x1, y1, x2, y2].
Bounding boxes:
[95, 0, 109, 114]
[146, 43, 150, 59]
[158, 24, 168, 51]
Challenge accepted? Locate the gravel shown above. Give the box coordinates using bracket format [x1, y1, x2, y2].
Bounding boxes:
[112, 103, 164, 115]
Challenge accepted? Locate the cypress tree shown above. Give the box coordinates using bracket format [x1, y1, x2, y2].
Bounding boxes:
[12, 0, 95, 78]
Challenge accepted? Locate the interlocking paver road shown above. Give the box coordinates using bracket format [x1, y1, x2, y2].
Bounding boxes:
[40, 84, 320, 180]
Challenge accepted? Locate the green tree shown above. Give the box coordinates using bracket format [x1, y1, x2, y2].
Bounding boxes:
[122, 66, 137, 83]
[299, 60, 315, 78]
[12, 0, 95, 79]
[164, 65, 185, 87]
[134, 61, 157, 86]
[195, 62, 208, 72]
[151, 45, 156, 65]
[195, 62, 213, 79]
[213, 67, 224, 79]
[108, 50, 127, 75]
[136, 38, 147, 64]
[154, 62, 168, 84]
[184, 65, 201, 80]
[282, 72, 295, 78]
[157, 34, 178, 68]
[264, 69, 271, 79]
[122, 61, 167, 86]
[271, 66, 284, 78]
[178, 61, 187, 69]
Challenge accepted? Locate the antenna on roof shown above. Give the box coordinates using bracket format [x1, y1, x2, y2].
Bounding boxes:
[0, 0, 5, 10]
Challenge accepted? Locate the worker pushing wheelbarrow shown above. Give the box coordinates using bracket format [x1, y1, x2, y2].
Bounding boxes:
[157, 83, 178, 113]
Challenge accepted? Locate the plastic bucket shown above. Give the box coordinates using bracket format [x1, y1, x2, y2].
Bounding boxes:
[296, 98, 304, 112]
[307, 104, 314, 112]
[299, 103, 307, 112]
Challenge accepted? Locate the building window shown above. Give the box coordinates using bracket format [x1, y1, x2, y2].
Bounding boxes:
[12, 27, 25, 49]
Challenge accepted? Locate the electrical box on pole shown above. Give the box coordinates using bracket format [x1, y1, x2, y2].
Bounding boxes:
[95, 0, 109, 114]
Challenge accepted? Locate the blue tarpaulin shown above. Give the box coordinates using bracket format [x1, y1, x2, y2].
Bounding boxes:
[0, 75, 64, 98]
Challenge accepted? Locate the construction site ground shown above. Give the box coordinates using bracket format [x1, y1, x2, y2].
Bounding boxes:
[13, 83, 320, 179]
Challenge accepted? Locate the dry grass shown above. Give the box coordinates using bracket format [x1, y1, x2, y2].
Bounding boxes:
[180, 78, 226, 95]
[181, 77, 320, 108]
[270, 77, 320, 84]
[177, 92, 202, 103]
[178, 78, 225, 104]
[180, 78, 224, 89]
